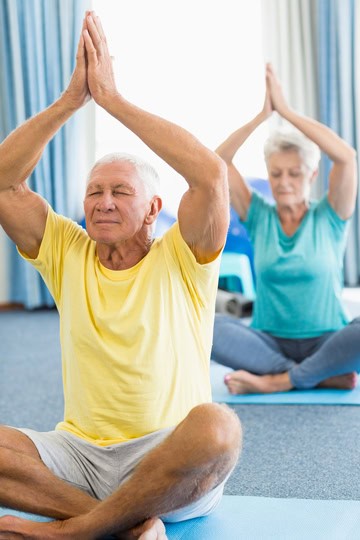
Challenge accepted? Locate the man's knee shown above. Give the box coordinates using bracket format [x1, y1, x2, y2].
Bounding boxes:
[184, 403, 242, 460]
[0, 426, 40, 459]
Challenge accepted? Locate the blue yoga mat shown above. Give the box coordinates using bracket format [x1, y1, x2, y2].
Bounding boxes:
[166, 496, 360, 540]
[1, 496, 360, 539]
[210, 361, 360, 405]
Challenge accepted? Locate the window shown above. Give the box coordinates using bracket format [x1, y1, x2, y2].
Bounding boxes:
[94, 0, 267, 215]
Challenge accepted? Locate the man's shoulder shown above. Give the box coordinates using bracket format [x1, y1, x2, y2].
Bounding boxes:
[46, 206, 90, 248]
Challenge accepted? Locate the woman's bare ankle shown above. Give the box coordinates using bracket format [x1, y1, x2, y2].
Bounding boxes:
[317, 372, 358, 390]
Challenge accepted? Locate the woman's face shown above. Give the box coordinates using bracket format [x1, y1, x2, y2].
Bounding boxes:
[267, 150, 316, 208]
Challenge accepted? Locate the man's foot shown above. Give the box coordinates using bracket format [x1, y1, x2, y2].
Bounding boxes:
[317, 372, 358, 390]
[224, 370, 293, 395]
[0, 515, 167, 540]
[120, 518, 167, 540]
[0, 516, 81, 539]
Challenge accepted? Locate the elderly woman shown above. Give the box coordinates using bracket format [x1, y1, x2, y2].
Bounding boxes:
[212, 64, 359, 395]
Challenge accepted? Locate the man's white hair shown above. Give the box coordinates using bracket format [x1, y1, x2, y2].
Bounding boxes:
[264, 128, 321, 173]
[88, 152, 161, 198]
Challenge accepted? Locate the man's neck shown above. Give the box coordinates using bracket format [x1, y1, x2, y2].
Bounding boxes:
[96, 237, 154, 270]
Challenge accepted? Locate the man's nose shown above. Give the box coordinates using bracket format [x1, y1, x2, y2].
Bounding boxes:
[97, 193, 115, 211]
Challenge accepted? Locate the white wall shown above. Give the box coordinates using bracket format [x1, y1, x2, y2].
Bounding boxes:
[94, 0, 267, 214]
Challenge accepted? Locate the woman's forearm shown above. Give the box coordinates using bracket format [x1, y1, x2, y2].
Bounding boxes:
[216, 111, 268, 163]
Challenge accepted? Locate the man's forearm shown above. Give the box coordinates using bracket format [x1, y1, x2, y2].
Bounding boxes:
[101, 93, 224, 187]
[0, 96, 78, 192]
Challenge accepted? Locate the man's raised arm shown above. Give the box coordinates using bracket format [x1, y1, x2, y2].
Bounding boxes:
[0, 22, 90, 259]
[83, 12, 229, 264]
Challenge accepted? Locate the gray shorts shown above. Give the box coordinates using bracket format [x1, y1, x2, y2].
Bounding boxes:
[17, 427, 226, 523]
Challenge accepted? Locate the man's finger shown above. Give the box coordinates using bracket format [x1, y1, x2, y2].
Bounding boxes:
[83, 29, 98, 64]
[95, 15, 107, 43]
[76, 18, 87, 63]
[76, 34, 85, 61]
[81, 17, 89, 65]
[86, 13, 103, 56]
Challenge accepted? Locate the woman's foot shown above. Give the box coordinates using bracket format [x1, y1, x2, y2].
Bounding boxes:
[224, 370, 358, 395]
[224, 370, 293, 395]
[317, 372, 358, 390]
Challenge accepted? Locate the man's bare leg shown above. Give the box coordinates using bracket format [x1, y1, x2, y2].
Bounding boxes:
[224, 370, 358, 394]
[122, 518, 167, 540]
[0, 426, 98, 519]
[0, 426, 164, 539]
[0, 403, 242, 539]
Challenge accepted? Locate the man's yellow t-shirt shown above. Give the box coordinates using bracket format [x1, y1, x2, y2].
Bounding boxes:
[21, 207, 221, 446]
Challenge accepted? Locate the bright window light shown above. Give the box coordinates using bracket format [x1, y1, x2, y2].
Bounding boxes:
[94, 0, 267, 215]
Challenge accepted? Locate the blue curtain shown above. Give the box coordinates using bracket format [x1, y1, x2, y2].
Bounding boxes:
[317, 0, 360, 285]
[0, 0, 88, 308]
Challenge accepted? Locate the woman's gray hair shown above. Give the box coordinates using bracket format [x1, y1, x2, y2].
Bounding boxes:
[88, 152, 161, 197]
[264, 128, 321, 173]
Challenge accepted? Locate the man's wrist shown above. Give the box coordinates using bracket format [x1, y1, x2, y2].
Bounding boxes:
[95, 90, 123, 113]
[57, 91, 84, 115]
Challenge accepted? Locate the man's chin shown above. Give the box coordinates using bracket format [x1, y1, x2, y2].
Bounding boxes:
[87, 231, 117, 244]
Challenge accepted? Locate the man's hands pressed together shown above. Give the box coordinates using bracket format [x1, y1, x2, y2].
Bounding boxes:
[83, 12, 119, 107]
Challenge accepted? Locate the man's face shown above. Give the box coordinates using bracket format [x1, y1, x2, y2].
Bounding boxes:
[83, 161, 154, 245]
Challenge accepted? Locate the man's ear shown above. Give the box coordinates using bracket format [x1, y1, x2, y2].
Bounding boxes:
[145, 196, 163, 224]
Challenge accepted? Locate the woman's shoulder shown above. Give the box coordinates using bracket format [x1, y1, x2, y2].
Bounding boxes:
[311, 194, 350, 241]
[248, 190, 275, 215]
[312, 194, 347, 221]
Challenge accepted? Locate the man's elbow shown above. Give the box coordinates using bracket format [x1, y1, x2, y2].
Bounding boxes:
[215, 154, 228, 178]
[207, 155, 228, 190]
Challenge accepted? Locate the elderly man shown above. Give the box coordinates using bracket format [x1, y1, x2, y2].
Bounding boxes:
[0, 11, 241, 540]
